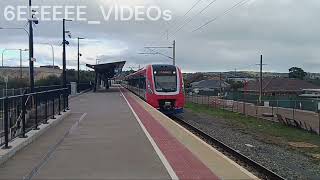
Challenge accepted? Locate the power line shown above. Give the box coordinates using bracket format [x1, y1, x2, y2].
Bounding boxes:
[170, 0, 219, 37]
[161, 0, 203, 38]
[192, 0, 251, 32]
[182, 0, 204, 20]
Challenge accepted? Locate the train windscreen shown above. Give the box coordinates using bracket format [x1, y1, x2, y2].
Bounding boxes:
[153, 65, 177, 92]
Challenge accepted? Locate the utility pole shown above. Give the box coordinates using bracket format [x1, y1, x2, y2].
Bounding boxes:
[77, 38, 80, 87]
[29, 0, 35, 92]
[20, 49, 22, 79]
[219, 72, 222, 95]
[62, 19, 67, 88]
[173, 40, 176, 66]
[259, 55, 263, 104]
[77, 37, 84, 92]
[166, 30, 169, 40]
[62, 19, 72, 88]
[62, 19, 72, 110]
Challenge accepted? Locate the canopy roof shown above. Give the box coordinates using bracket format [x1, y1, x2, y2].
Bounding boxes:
[86, 61, 126, 78]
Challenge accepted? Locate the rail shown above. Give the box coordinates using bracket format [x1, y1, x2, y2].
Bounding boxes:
[171, 115, 285, 180]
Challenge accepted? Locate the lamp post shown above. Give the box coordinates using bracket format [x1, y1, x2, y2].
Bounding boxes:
[28, 0, 38, 93]
[77, 37, 85, 92]
[62, 19, 72, 111]
[19, 49, 29, 79]
[0, 9, 37, 92]
[39, 43, 55, 68]
[1, 49, 28, 79]
[0, 27, 30, 67]
[62, 19, 72, 88]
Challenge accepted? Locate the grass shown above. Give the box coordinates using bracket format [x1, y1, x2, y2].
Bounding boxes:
[185, 102, 320, 162]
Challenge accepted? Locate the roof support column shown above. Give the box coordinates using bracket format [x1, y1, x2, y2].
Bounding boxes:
[94, 72, 98, 92]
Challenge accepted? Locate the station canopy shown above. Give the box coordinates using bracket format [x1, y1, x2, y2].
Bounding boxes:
[86, 61, 126, 78]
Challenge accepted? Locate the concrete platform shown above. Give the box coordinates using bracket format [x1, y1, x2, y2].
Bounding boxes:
[0, 87, 257, 179]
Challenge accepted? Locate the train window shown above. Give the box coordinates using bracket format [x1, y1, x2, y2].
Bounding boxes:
[154, 75, 177, 92]
[139, 77, 146, 89]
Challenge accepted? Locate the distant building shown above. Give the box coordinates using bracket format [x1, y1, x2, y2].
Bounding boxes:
[40, 65, 60, 69]
[227, 77, 255, 82]
[190, 79, 230, 95]
[241, 78, 320, 96]
[307, 73, 320, 80]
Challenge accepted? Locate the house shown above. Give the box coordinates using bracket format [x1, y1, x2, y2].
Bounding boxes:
[190, 79, 230, 95]
[241, 78, 320, 96]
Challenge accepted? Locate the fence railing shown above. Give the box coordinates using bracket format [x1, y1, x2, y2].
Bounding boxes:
[0, 88, 69, 149]
[186, 94, 320, 135]
[0, 82, 93, 98]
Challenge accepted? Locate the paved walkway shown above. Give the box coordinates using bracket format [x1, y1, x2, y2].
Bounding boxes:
[0, 88, 256, 180]
[0, 89, 170, 179]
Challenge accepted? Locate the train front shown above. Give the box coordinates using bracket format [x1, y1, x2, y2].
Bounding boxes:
[146, 65, 185, 114]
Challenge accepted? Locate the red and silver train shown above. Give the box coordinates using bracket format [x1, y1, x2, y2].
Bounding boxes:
[124, 64, 185, 114]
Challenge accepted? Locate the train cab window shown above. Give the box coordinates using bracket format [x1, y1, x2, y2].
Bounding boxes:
[153, 65, 177, 92]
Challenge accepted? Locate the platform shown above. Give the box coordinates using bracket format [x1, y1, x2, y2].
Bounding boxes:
[0, 87, 257, 179]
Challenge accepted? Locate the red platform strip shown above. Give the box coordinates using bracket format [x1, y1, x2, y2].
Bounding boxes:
[122, 89, 219, 180]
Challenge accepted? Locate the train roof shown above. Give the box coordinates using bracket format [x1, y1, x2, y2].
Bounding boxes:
[125, 64, 178, 79]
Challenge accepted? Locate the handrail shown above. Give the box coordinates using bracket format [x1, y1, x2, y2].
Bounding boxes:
[0, 88, 68, 101]
[0, 86, 71, 148]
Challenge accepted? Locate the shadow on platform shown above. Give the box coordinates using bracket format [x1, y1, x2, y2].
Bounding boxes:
[94, 87, 120, 93]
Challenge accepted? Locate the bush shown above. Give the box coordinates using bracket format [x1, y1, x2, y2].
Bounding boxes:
[36, 75, 61, 86]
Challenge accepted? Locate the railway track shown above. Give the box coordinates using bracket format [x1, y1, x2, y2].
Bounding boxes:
[170, 115, 286, 180]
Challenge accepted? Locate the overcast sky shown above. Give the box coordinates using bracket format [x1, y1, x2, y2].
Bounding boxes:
[0, 0, 319, 73]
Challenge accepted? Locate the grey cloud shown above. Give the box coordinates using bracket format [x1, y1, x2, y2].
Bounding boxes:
[0, 0, 320, 73]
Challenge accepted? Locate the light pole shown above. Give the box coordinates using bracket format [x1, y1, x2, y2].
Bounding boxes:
[62, 19, 72, 111]
[38, 43, 55, 68]
[77, 37, 85, 91]
[173, 40, 176, 66]
[62, 19, 72, 88]
[19, 49, 29, 79]
[0, 21, 36, 92]
[1, 49, 28, 78]
[0, 27, 30, 67]
[28, 0, 39, 93]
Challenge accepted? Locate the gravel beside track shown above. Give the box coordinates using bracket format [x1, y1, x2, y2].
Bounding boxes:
[177, 109, 320, 180]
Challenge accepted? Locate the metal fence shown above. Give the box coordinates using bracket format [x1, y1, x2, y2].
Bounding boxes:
[0, 83, 93, 98]
[0, 88, 70, 148]
[225, 91, 320, 112]
[186, 94, 320, 135]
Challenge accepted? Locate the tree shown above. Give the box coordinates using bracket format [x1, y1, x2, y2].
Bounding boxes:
[289, 67, 307, 80]
[226, 80, 244, 91]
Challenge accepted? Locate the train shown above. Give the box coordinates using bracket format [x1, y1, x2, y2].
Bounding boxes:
[123, 64, 185, 114]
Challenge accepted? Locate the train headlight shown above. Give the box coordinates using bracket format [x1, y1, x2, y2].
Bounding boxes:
[148, 88, 154, 94]
[147, 80, 153, 94]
